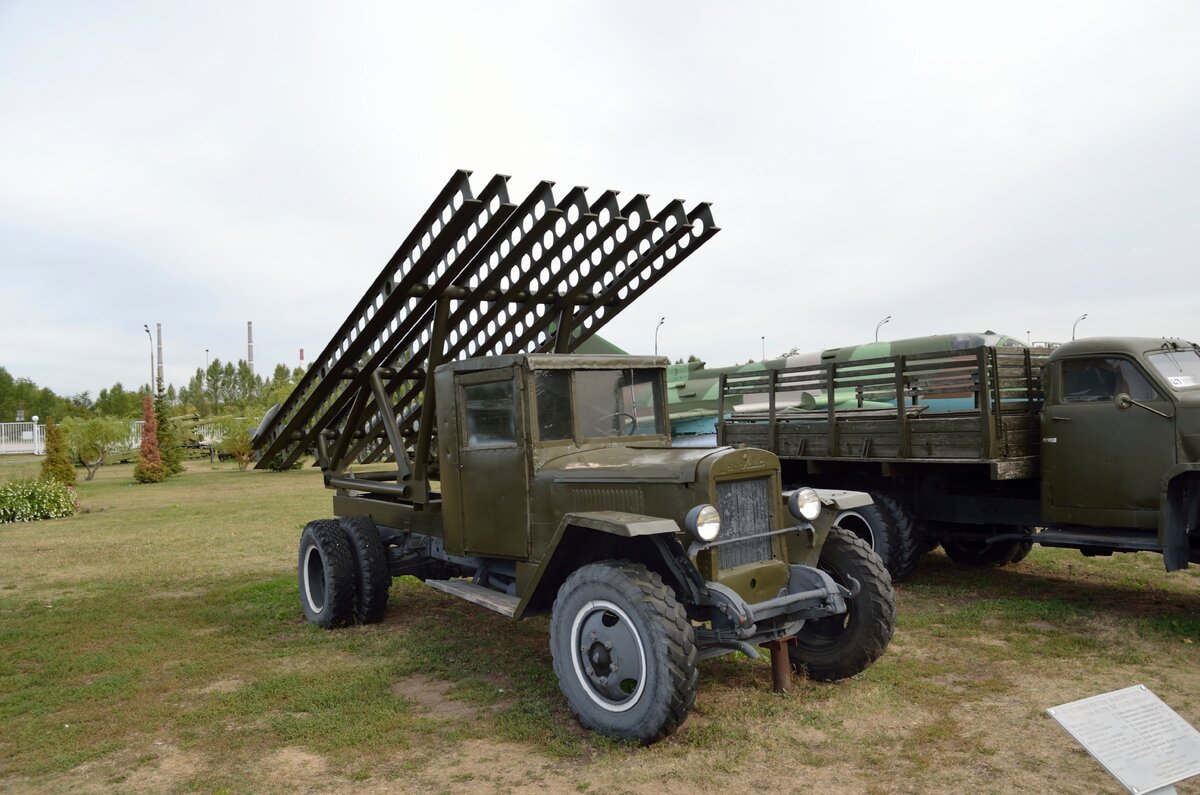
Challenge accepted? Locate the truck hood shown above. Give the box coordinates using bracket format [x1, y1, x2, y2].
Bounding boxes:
[538, 444, 729, 484]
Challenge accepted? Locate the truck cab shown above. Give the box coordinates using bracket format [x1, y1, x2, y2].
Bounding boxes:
[435, 353, 853, 615]
[1041, 338, 1200, 569]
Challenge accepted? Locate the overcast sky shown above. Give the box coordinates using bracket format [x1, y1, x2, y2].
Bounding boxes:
[3, 1, 1199, 397]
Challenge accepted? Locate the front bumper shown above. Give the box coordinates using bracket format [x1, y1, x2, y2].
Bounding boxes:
[693, 562, 855, 660]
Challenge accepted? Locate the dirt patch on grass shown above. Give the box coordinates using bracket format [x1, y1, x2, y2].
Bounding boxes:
[392, 673, 477, 720]
[196, 677, 245, 694]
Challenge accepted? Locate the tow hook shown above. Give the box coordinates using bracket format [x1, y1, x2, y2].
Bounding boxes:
[843, 575, 861, 599]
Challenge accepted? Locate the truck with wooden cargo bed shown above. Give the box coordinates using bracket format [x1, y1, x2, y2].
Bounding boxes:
[252, 172, 895, 743]
[716, 336, 1200, 580]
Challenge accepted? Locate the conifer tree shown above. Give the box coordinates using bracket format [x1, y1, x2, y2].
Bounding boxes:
[155, 376, 184, 476]
[133, 395, 166, 483]
[39, 416, 76, 486]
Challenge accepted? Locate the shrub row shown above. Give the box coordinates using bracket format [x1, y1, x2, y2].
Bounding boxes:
[0, 478, 78, 524]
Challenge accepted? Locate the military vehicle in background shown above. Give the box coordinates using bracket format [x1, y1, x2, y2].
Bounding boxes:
[252, 172, 894, 743]
[714, 333, 1200, 580]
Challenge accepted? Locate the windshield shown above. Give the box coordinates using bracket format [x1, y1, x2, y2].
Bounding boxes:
[1148, 349, 1200, 391]
[536, 368, 665, 440]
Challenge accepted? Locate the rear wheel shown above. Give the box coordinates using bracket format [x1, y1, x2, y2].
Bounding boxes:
[549, 561, 697, 744]
[1010, 538, 1034, 564]
[338, 515, 391, 624]
[790, 527, 896, 681]
[298, 519, 357, 628]
[942, 536, 1021, 567]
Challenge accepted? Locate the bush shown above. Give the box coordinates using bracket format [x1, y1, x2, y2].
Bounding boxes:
[264, 453, 303, 472]
[39, 416, 76, 487]
[0, 479, 78, 523]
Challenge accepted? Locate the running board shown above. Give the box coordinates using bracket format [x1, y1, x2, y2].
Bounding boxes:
[425, 579, 518, 618]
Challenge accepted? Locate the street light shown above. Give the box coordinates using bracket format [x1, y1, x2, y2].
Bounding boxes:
[143, 324, 155, 398]
[875, 315, 892, 342]
[761, 335, 766, 361]
[1072, 313, 1088, 341]
[654, 317, 665, 356]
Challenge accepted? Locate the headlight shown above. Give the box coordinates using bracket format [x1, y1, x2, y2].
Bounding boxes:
[685, 504, 721, 542]
[788, 487, 822, 521]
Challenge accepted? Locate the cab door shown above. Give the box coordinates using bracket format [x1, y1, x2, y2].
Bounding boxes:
[1043, 356, 1175, 520]
[455, 368, 531, 559]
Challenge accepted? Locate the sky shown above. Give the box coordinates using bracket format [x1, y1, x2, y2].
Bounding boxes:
[2, 1, 1199, 398]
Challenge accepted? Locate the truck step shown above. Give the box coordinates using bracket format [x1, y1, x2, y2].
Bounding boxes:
[425, 579, 518, 618]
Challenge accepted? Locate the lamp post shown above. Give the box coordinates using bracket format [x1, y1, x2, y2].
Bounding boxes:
[761, 335, 766, 361]
[143, 325, 155, 399]
[1072, 313, 1088, 341]
[875, 315, 891, 342]
[654, 317, 665, 356]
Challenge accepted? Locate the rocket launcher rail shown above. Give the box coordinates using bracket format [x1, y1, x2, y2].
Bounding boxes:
[251, 171, 719, 496]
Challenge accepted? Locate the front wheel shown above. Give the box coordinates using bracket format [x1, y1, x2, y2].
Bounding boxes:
[549, 561, 697, 744]
[790, 527, 896, 681]
[833, 499, 918, 582]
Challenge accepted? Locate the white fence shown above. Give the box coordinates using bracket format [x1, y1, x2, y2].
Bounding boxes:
[0, 422, 46, 455]
[1, 419, 231, 456]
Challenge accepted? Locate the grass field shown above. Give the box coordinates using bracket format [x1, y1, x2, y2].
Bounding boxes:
[2, 456, 1199, 793]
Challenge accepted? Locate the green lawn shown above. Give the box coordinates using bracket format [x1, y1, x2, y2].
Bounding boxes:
[2, 458, 1199, 793]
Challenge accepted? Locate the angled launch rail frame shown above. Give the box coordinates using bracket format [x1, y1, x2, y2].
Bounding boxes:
[252, 171, 719, 502]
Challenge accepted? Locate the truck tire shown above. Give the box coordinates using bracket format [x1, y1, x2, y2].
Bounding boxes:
[298, 519, 358, 628]
[549, 561, 698, 744]
[834, 499, 918, 582]
[338, 515, 391, 624]
[789, 527, 896, 681]
[942, 537, 1021, 567]
[1010, 538, 1034, 564]
[873, 495, 921, 581]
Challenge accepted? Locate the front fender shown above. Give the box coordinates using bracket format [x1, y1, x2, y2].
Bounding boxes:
[557, 511, 680, 537]
[513, 512, 688, 619]
[1161, 466, 1200, 571]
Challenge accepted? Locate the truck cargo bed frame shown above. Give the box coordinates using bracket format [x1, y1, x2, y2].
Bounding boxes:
[719, 346, 1051, 479]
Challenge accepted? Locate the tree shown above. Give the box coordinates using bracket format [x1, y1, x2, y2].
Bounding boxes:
[214, 416, 256, 471]
[62, 416, 131, 481]
[133, 395, 166, 483]
[155, 376, 185, 476]
[39, 416, 76, 486]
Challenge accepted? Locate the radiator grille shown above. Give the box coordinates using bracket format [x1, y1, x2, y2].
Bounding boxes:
[715, 477, 773, 569]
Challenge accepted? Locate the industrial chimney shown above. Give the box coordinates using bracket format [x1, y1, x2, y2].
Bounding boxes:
[247, 321, 254, 375]
[156, 323, 164, 387]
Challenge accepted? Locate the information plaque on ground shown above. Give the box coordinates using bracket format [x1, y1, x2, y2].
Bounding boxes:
[1048, 684, 1200, 794]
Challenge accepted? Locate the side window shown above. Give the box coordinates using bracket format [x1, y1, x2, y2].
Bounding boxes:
[1061, 358, 1160, 404]
[535, 371, 573, 441]
[462, 380, 517, 448]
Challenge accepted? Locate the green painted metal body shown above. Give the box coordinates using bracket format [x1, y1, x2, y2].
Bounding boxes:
[433, 353, 830, 617]
[1040, 338, 1200, 560]
[718, 332, 1200, 570]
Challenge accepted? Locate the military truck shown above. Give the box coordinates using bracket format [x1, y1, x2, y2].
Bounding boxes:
[252, 172, 894, 743]
[718, 335, 1200, 580]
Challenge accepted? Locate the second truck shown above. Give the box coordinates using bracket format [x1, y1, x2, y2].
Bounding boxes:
[716, 334, 1200, 580]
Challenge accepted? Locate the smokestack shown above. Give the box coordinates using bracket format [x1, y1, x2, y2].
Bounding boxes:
[247, 321, 254, 374]
[156, 323, 164, 388]
[299, 348, 305, 368]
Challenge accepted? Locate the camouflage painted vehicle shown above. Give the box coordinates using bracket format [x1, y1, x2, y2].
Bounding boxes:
[252, 173, 895, 743]
[718, 333, 1200, 580]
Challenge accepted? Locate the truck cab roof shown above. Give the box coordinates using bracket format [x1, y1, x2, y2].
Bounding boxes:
[436, 353, 671, 375]
[1048, 337, 1199, 363]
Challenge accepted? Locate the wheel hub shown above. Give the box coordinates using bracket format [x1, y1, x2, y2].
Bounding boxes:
[570, 600, 647, 712]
